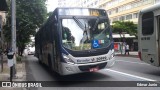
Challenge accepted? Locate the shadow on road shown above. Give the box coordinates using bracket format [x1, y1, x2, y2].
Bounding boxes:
[40, 62, 111, 81]
[25, 56, 112, 87]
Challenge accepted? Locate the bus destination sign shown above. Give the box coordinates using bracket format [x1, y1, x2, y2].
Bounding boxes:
[58, 8, 107, 16]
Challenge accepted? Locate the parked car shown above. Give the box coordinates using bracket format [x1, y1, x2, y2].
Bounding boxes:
[27, 47, 35, 55]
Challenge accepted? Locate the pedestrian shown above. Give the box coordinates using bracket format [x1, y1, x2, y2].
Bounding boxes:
[125, 44, 130, 55]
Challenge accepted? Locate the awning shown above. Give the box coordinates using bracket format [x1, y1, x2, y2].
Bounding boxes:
[0, 0, 8, 11]
[112, 34, 136, 38]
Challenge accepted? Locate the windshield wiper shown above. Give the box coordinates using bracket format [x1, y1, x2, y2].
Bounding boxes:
[73, 16, 85, 30]
[73, 16, 89, 39]
[92, 17, 99, 31]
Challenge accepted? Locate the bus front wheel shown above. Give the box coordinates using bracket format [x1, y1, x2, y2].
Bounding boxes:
[48, 55, 52, 71]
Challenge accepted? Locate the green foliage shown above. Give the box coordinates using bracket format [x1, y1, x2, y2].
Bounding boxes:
[112, 21, 137, 37]
[47, 12, 53, 17]
[16, 55, 22, 62]
[3, 0, 48, 55]
[112, 21, 137, 54]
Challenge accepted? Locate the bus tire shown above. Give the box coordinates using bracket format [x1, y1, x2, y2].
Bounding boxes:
[38, 59, 42, 64]
[38, 55, 42, 64]
[48, 54, 52, 71]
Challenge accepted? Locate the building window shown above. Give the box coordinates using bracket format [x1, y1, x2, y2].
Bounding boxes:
[155, 0, 160, 3]
[142, 12, 154, 35]
[91, 3, 93, 6]
[108, 10, 111, 15]
[113, 17, 118, 22]
[119, 0, 125, 2]
[95, 1, 98, 5]
[132, 3, 138, 8]
[126, 4, 131, 10]
[133, 13, 138, 19]
[119, 16, 125, 21]
[126, 14, 132, 20]
[115, 8, 118, 13]
[118, 7, 123, 12]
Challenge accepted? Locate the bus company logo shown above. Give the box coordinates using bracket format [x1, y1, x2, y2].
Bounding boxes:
[2, 82, 12, 87]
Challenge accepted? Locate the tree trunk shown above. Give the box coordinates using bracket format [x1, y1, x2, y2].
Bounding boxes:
[18, 46, 25, 56]
[0, 54, 3, 72]
[18, 47, 21, 56]
[20, 48, 24, 56]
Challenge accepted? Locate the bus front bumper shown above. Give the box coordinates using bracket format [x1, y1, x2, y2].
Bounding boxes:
[59, 57, 115, 75]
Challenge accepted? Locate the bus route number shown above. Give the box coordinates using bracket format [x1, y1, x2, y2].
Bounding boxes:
[90, 10, 100, 16]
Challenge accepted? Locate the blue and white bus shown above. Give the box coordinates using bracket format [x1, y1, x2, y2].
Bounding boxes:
[35, 7, 115, 75]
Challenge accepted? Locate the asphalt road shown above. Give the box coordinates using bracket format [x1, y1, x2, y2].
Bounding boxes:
[25, 55, 160, 90]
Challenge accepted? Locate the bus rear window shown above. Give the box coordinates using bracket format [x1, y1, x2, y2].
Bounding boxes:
[142, 12, 154, 35]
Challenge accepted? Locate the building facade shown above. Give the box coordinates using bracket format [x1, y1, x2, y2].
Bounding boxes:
[101, 0, 160, 24]
[58, 0, 66, 7]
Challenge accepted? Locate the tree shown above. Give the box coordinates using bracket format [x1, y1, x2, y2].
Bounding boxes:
[112, 21, 137, 37]
[3, 0, 47, 56]
[47, 12, 53, 17]
[112, 21, 137, 54]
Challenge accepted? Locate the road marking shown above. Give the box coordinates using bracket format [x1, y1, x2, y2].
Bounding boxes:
[106, 69, 156, 81]
[116, 60, 149, 65]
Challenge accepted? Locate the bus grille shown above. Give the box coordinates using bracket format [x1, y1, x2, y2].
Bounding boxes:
[78, 62, 107, 71]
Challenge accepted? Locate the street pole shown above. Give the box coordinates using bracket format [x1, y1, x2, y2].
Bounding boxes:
[0, 16, 3, 72]
[11, 0, 16, 80]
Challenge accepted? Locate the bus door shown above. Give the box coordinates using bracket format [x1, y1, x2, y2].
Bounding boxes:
[141, 12, 159, 66]
[158, 16, 160, 66]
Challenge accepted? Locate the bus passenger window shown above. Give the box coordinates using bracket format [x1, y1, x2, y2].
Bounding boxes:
[142, 12, 154, 35]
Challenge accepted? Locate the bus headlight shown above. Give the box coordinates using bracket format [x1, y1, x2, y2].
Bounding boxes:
[62, 54, 75, 64]
[109, 53, 114, 60]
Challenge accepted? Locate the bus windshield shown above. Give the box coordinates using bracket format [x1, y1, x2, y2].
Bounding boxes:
[61, 17, 112, 51]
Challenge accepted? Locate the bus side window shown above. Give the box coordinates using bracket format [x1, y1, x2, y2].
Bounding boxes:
[52, 15, 57, 39]
[142, 12, 154, 35]
[54, 15, 57, 26]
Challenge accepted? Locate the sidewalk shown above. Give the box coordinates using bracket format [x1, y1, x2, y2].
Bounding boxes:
[115, 51, 139, 58]
[0, 55, 26, 90]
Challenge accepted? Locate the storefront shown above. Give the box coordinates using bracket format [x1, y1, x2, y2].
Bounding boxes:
[113, 34, 138, 51]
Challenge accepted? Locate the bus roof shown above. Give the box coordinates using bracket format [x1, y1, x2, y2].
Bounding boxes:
[140, 3, 160, 14]
[55, 7, 106, 11]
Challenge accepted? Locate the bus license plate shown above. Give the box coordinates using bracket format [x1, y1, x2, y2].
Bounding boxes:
[89, 67, 99, 72]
